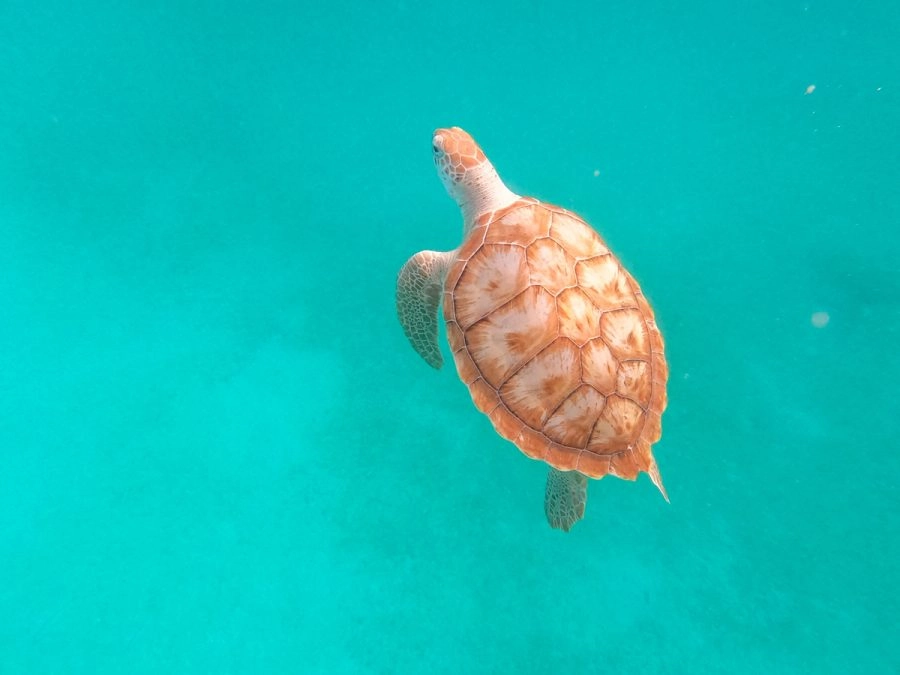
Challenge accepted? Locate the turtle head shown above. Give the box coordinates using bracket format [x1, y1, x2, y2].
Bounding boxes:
[432, 127, 487, 194]
[432, 127, 518, 228]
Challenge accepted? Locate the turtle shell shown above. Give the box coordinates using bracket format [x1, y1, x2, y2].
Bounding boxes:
[443, 198, 668, 493]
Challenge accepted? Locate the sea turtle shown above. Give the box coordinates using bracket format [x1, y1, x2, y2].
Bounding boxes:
[396, 127, 668, 531]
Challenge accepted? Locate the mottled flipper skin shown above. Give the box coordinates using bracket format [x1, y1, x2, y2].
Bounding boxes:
[396, 250, 453, 369]
[545, 468, 587, 532]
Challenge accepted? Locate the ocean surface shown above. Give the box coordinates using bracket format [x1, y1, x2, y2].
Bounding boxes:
[1, 1, 898, 673]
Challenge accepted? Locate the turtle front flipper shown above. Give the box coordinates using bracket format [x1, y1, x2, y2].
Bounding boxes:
[396, 250, 453, 369]
[545, 468, 587, 532]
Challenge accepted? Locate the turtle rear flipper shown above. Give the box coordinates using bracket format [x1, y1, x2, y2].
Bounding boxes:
[545, 468, 587, 532]
[396, 250, 453, 369]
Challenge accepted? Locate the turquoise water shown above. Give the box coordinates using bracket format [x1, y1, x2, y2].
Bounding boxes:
[1, 1, 898, 672]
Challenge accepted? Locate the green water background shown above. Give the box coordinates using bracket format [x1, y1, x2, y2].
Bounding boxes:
[1, 1, 898, 672]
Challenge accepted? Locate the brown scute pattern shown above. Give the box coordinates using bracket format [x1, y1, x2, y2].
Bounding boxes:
[452, 244, 529, 329]
[465, 286, 557, 388]
[544, 385, 606, 448]
[557, 288, 603, 347]
[446, 320, 465, 353]
[581, 339, 617, 395]
[600, 308, 649, 360]
[447, 200, 668, 490]
[610, 448, 642, 480]
[468, 377, 500, 414]
[575, 452, 610, 476]
[458, 224, 488, 261]
[617, 360, 652, 407]
[587, 395, 645, 453]
[451, 346, 480, 385]
[499, 338, 581, 430]
[443, 226, 488, 308]
[484, 202, 550, 244]
[526, 238, 576, 292]
[544, 442, 584, 471]
[489, 405, 525, 444]
[550, 211, 609, 259]
[576, 255, 634, 310]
